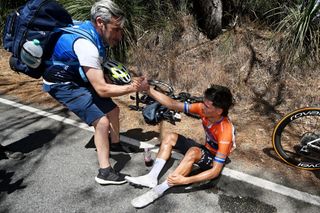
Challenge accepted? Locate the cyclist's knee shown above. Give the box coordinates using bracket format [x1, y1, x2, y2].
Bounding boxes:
[162, 132, 178, 147]
[184, 147, 201, 162]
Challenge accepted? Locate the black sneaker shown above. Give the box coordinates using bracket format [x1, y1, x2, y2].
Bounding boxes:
[95, 167, 127, 185]
[0, 145, 24, 160]
[110, 143, 135, 154]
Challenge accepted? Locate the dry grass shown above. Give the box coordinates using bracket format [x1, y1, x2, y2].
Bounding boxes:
[0, 50, 58, 108]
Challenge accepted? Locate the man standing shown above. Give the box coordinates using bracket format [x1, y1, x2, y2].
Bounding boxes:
[42, 0, 148, 185]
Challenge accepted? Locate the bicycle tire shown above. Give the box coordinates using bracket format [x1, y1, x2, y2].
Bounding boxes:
[148, 80, 174, 97]
[272, 107, 320, 170]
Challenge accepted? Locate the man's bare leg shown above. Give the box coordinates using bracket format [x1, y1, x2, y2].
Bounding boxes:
[92, 116, 111, 168]
[93, 116, 126, 185]
[107, 106, 120, 144]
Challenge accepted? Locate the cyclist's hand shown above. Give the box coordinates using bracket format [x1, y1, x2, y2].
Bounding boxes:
[167, 173, 188, 186]
[138, 76, 149, 92]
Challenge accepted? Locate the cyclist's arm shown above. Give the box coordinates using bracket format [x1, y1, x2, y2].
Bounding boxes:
[186, 161, 224, 183]
[147, 87, 184, 112]
[167, 161, 224, 186]
[173, 128, 233, 185]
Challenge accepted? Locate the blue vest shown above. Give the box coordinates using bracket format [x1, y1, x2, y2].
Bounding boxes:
[43, 21, 107, 83]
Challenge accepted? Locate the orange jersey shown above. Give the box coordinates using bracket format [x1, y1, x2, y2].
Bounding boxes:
[186, 102, 236, 163]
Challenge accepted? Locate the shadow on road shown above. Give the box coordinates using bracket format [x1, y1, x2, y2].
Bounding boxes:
[121, 128, 159, 141]
[5, 129, 57, 153]
[111, 153, 132, 173]
[84, 127, 159, 150]
[0, 170, 26, 195]
[262, 147, 284, 163]
[0, 129, 58, 197]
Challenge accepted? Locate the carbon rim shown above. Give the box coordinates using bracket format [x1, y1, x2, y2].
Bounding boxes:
[272, 107, 320, 170]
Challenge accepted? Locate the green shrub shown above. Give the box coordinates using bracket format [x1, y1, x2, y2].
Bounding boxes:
[272, 0, 320, 66]
[222, 0, 301, 25]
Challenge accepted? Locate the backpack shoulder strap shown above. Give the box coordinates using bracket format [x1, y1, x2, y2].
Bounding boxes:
[44, 27, 97, 66]
[45, 27, 99, 83]
[60, 27, 97, 46]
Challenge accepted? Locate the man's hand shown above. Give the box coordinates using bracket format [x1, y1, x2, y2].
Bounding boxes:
[129, 76, 148, 92]
[130, 77, 143, 91]
[167, 173, 189, 186]
[131, 76, 149, 92]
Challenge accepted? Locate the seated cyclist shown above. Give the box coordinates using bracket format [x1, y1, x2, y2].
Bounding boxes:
[126, 84, 236, 208]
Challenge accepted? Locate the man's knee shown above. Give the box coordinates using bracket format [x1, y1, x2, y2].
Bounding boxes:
[93, 116, 110, 131]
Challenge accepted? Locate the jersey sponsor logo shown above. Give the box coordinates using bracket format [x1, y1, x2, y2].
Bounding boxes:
[220, 140, 231, 144]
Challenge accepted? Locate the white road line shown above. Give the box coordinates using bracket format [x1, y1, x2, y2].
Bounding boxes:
[0, 98, 155, 148]
[222, 168, 320, 206]
[1, 97, 320, 206]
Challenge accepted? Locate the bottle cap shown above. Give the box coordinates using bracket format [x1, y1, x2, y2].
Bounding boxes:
[33, 39, 40, 46]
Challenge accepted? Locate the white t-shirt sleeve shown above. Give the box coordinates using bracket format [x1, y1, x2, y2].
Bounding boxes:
[73, 38, 102, 70]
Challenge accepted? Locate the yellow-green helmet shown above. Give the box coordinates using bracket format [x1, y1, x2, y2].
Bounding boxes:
[103, 59, 131, 85]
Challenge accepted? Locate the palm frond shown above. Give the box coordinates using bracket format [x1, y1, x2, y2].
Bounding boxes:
[60, 0, 93, 20]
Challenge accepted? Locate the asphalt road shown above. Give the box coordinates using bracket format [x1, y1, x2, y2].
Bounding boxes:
[0, 96, 319, 213]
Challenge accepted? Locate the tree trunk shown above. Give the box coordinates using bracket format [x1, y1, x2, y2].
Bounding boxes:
[193, 0, 222, 39]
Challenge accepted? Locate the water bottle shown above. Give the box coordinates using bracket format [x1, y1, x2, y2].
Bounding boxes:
[20, 39, 43, 68]
[144, 148, 154, 167]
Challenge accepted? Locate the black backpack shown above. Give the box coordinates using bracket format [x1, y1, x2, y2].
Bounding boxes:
[2, 0, 94, 79]
[142, 102, 181, 125]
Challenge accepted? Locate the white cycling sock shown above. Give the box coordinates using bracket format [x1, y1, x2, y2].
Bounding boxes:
[147, 158, 166, 181]
[153, 180, 171, 195]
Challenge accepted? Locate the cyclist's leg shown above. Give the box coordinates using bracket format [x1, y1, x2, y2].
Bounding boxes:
[168, 146, 202, 178]
[156, 132, 179, 160]
[131, 143, 203, 208]
[125, 132, 180, 187]
[147, 135, 202, 184]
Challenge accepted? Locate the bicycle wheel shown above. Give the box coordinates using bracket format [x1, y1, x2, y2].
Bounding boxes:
[272, 107, 320, 170]
[148, 80, 174, 96]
